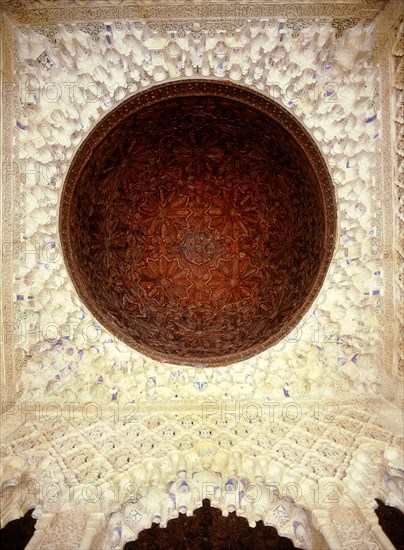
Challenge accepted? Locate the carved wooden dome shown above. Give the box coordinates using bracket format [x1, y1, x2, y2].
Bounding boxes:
[60, 81, 336, 367]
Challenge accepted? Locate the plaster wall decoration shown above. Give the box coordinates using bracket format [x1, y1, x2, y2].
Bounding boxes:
[1, 12, 19, 406]
[391, 19, 404, 385]
[373, 0, 404, 402]
[0, 0, 390, 27]
[6, 14, 392, 405]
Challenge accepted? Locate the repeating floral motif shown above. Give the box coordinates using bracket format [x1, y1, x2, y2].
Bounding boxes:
[208, 186, 258, 242]
[140, 256, 192, 305]
[140, 188, 191, 240]
[90, 218, 131, 274]
[62, 82, 335, 366]
[207, 256, 259, 303]
[172, 131, 226, 178]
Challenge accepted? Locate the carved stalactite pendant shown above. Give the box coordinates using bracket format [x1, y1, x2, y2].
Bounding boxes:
[60, 81, 336, 366]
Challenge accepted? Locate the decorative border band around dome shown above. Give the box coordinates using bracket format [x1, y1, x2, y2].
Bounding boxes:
[59, 80, 337, 367]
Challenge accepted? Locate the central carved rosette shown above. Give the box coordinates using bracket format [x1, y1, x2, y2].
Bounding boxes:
[181, 232, 217, 265]
[121, 179, 265, 314]
[62, 82, 335, 365]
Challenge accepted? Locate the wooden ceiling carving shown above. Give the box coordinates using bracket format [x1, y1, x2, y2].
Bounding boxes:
[125, 499, 297, 549]
[60, 80, 336, 366]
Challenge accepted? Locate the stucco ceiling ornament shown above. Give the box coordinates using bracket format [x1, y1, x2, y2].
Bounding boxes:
[1, 406, 402, 548]
[10, 17, 385, 401]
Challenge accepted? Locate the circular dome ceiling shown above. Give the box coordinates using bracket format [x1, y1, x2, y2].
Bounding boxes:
[60, 81, 336, 367]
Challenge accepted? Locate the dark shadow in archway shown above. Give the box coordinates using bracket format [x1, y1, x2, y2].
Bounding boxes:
[375, 499, 404, 550]
[0, 509, 36, 550]
[125, 498, 297, 549]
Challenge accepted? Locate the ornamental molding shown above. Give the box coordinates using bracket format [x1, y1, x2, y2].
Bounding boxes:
[0, 13, 18, 406]
[376, 1, 403, 399]
[1, 0, 389, 26]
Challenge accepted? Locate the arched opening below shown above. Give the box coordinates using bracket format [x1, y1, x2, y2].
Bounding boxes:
[124, 498, 298, 549]
[374, 499, 404, 550]
[0, 509, 36, 550]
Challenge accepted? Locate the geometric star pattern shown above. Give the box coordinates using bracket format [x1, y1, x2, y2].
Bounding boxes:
[61, 81, 336, 366]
